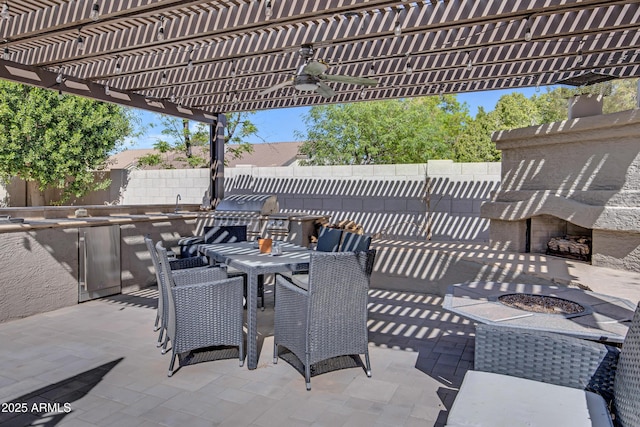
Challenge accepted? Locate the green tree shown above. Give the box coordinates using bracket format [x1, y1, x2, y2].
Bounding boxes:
[602, 78, 638, 113]
[297, 97, 471, 165]
[489, 92, 541, 130]
[137, 112, 258, 168]
[454, 79, 639, 163]
[532, 78, 639, 122]
[225, 112, 259, 161]
[138, 116, 209, 168]
[453, 107, 501, 162]
[0, 81, 134, 205]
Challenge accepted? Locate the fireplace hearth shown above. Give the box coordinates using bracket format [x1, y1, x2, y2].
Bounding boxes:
[546, 235, 591, 262]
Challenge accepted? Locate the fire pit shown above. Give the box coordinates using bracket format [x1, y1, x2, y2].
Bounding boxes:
[442, 281, 635, 344]
[498, 294, 585, 315]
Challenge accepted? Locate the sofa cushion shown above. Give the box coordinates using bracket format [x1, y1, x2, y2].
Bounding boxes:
[446, 371, 613, 427]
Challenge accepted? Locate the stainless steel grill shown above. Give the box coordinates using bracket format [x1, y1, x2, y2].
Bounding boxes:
[215, 194, 279, 215]
[211, 194, 276, 240]
[206, 194, 327, 247]
[264, 212, 329, 247]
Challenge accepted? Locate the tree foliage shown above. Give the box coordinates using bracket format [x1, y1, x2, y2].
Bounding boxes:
[296, 78, 638, 166]
[0, 81, 134, 205]
[137, 111, 258, 168]
[297, 97, 471, 165]
[531, 78, 639, 123]
[452, 107, 501, 162]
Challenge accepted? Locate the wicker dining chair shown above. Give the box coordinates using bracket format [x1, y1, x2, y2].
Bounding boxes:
[273, 250, 376, 390]
[155, 241, 245, 376]
[178, 225, 247, 258]
[144, 236, 210, 349]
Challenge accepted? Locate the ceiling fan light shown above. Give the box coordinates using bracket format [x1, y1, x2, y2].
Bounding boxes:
[394, 21, 402, 36]
[525, 27, 532, 42]
[77, 35, 85, 51]
[2, 46, 9, 60]
[295, 82, 318, 91]
[1, 2, 9, 20]
[90, 2, 100, 21]
[405, 62, 413, 74]
[294, 74, 319, 91]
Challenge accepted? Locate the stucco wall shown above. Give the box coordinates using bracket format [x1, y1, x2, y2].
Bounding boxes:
[0, 228, 79, 323]
[119, 217, 198, 291]
[0, 216, 198, 323]
[483, 109, 640, 271]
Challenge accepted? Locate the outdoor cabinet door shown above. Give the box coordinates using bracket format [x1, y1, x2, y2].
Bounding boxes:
[78, 225, 121, 302]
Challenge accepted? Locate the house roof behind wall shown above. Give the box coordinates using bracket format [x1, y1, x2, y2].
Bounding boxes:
[107, 142, 304, 170]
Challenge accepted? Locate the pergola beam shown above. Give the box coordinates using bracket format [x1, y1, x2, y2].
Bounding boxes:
[0, 59, 217, 123]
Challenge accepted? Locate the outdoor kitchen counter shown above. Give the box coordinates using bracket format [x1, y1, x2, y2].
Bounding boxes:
[0, 208, 203, 323]
[0, 212, 200, 233]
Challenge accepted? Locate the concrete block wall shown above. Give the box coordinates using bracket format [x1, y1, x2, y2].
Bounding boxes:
[0, 161, 501, 242]
[120, 168, 211, 206]
[224, 161, 501, 241]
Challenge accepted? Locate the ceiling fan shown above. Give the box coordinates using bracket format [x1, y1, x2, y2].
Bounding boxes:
[258, 45, 378, 98]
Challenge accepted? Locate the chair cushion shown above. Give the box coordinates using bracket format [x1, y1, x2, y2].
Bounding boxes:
[316, 227, 343, 252]
[446, 371, 613, 427]
[340, 232, 371, 252]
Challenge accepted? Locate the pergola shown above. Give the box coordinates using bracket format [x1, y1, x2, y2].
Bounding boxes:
[0, 0, 639, 199]
[1, 0, 639, 118]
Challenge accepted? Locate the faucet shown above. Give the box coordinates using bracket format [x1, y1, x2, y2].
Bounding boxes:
[174, 194, 181, 213]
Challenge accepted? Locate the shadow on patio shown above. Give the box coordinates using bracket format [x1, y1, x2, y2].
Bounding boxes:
[2, 238, 639, 426]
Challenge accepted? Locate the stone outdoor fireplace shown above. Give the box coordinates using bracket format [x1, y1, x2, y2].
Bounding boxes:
[481, 107, 640, 273]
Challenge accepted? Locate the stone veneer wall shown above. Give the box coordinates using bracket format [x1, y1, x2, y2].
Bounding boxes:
[482, 109, 640, 272]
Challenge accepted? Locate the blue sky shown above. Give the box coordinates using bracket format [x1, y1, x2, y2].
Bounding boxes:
[128, 87, 540, 149]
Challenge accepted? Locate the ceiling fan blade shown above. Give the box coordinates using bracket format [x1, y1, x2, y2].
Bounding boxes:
[319, 74, 378, 86]
[315, 81, 336, 98]
[257, 78, 293, 96]
[302, 59, 329, 76]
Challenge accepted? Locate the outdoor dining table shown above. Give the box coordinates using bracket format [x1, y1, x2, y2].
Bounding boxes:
[199, 241, 311, 369]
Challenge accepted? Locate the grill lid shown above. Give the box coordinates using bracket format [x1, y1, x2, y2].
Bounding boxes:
[216, 194, 279, 215]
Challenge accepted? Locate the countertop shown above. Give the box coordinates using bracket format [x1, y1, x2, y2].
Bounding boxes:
[0, 212, 199, 233]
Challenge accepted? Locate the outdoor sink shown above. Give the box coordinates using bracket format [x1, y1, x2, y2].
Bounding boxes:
[0, 215, 24, 224]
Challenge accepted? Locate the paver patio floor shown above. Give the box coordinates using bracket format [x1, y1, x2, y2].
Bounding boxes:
[0, 286, 475, 427]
